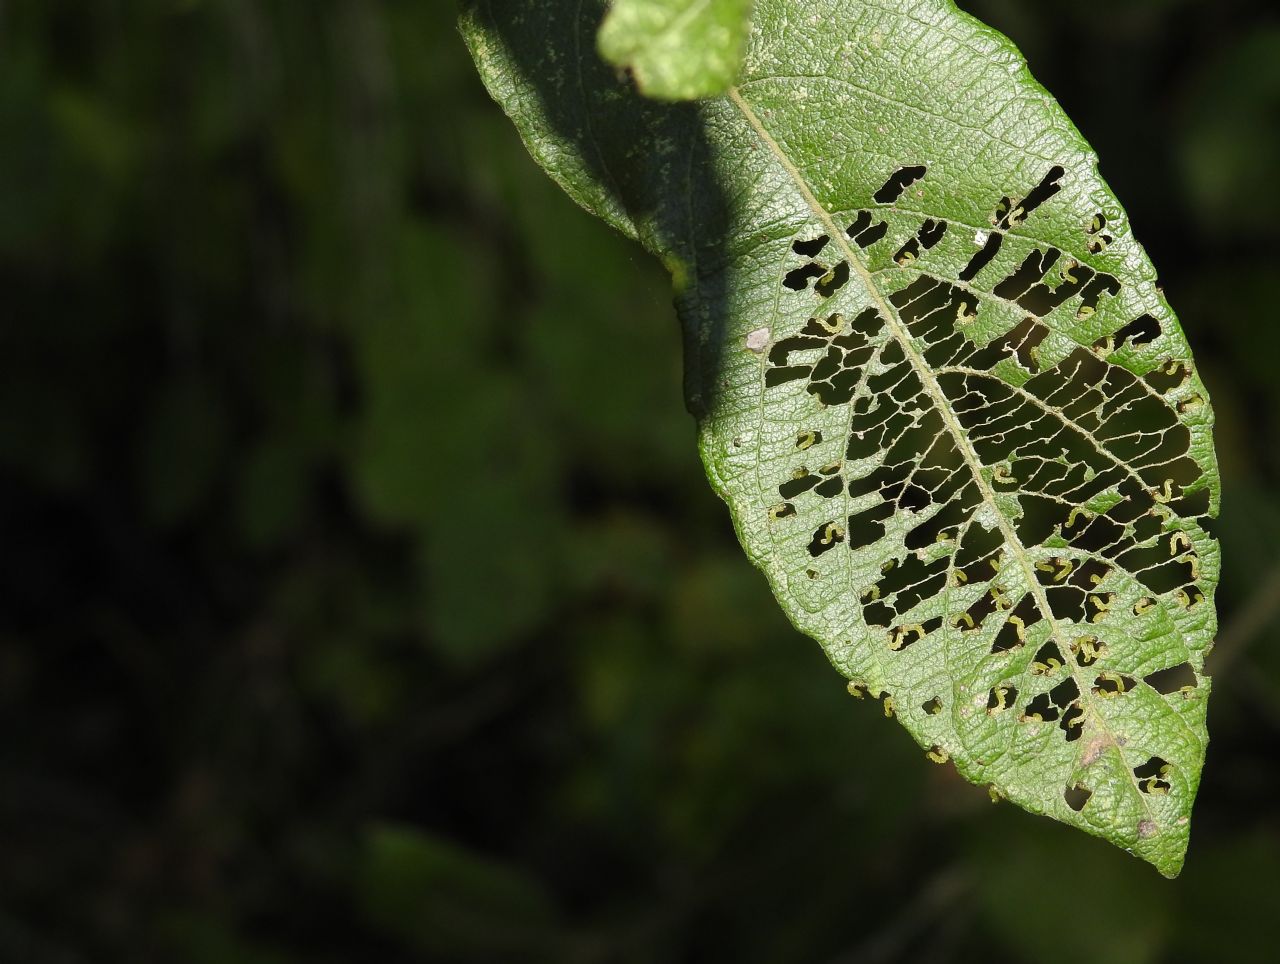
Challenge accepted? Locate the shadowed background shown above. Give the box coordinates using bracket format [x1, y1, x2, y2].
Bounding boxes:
[1, 0, 1277, 961]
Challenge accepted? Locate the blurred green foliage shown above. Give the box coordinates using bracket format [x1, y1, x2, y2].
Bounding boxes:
[0, 1, 1276, 961]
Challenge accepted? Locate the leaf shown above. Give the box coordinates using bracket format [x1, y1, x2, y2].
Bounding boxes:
[461, 0, 1220, 876]
[598, 0, 754, 100]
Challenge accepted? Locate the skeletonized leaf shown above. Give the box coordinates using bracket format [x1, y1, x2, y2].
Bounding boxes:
[598, 0, 754, 100]
[462, 0, 1219, 876]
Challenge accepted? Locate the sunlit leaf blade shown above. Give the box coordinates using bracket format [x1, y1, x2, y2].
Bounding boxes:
[598, 0, 754, 100]
[462, 0, 1219, 876]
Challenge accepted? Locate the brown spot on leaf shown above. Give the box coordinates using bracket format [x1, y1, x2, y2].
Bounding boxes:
[1080, 734, 1109, 767]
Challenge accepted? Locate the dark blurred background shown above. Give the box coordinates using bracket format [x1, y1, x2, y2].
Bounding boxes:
[0, 1, 1277, 961]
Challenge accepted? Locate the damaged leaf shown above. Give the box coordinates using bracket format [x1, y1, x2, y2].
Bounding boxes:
[461, 0, 1219, 877]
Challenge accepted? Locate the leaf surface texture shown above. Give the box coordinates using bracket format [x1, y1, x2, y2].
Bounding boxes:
[462, 0, 1220, 876]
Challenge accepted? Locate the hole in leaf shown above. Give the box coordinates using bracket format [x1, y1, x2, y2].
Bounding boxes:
[846, 211, 871, 236]
[1064, 783, 1092, 811]
[918, 218, 947, 249]
[888, 617, 942, 652]
[852, 220, 887, 248]
[1032, 642, 1065, 676]
[807, 522, 845, 557]
[1059, 702, 1085, 740]
[765, 365, 810, 387]
[959, 231, 1003, 281]
[1075, 273, 1122, 319]
[904, 496, 968, 551]
[779, 470, 820, 500]
[899, 483, 931, 512]
[1093, 672, 1135, 698]
[783, 262, 827, 291]
[863, 600, 893, 628]
[1178, 394, 1206, 415]
[991, 196, 1013, 226]
[965, 316, 1047, 372]
[765, 311, 882, 403]
[1022, 692, 1059, 723]
[1146, 359, 1191, 394]
[1085, 554, 1122, 585]
[987, 592, 1034, 651]
[894, 237, 921, 265]
[768, 324, 825, 364]
[1000, 165, 1065, 228]
[1087, 592, 1116, 623]
[1135, 757, 1172, 795]
[922, 696, 943, 716]
[990, 617, 1023, 653]
[1044, 584, 1092, 624]
[1050, 678, 1080, 708]
[1145, 662, 1198, 696]
[1170, 487, 1211, 518]
[1094, 314, 1161, 354]
[1068, 518, 1125, 557]
[992, 249, 1060, 301]
[847, 500, 895, 551]
[815, 475, 844, 498]
[873, 553, 949, 616]
[987, 683, 1018, 714]
[1016, 260, 1100, 316]
[953, 526, 1003, 586]
[957, 593, 995, 634]
[792, 234, 830, 257]
[815, 260, 850, 297]
[874, 164, 927, 203]
[1115, 549, 1194, 595]
[1176, 584, 1206, 609]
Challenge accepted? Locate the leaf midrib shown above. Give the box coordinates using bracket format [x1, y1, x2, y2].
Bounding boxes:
[725, 85, 1157, 825]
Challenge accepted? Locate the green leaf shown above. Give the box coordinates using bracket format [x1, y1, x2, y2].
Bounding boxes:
[598, 0, 754, 100]
[462, 0, 1220, 876]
